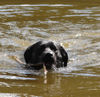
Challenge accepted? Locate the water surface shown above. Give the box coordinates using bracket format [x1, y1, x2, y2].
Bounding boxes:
[0, 0, 100, 97]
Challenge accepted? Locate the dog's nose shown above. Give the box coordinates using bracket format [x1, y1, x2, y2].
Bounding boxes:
[45, 53, 53, 57]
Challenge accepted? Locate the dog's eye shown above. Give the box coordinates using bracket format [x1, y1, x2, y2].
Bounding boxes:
[39, 45, 46, 52]
[50, 45, 57, 51]
[40, 45, 45, 49]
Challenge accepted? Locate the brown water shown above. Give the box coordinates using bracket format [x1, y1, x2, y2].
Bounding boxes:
[0, 0, 100, 97]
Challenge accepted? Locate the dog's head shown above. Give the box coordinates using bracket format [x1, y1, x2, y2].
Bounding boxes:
[37, 41, 57, 69]
[24, 40, 68, 70]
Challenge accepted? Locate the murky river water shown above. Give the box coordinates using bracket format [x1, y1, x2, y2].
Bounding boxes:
[0, 0, 100, 97]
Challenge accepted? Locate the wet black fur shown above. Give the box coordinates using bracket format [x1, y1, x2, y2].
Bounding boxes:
[24, 40, 68, 70]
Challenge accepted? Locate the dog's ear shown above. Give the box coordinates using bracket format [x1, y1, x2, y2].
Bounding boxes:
[24, 41, 42, 64]
[58, 45, 68, 67]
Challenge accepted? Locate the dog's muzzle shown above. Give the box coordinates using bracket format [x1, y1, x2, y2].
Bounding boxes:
[40, 48, 56, 68]
[44, 53, 55, 64]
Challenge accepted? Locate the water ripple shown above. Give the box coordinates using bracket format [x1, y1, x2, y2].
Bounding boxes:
[4, 4, 73, 7]
[0, 75, 36, 80]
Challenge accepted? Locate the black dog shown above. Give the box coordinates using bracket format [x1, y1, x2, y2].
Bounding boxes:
[24, 40, 68, 70]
